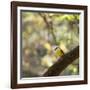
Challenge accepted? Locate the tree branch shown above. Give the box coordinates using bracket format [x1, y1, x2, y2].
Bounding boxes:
[43, 46, 79, 76]
[39, 13, 57, 44]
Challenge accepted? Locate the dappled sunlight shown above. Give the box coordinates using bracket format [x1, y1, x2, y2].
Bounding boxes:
[21, 11, 80, 77]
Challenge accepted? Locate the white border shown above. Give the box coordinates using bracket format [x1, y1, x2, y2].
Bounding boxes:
[17, 7, 84, 84]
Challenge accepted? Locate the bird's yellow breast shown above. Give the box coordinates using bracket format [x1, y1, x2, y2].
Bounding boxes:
[54, 48, 64, 58]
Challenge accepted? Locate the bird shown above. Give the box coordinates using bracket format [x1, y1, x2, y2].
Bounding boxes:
[54, 46, 64, 58]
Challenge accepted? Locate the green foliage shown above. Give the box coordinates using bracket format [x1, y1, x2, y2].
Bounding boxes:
[21, 11, 80, 77]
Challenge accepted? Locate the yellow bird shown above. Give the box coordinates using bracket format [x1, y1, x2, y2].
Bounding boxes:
[54, 47, 64, 58]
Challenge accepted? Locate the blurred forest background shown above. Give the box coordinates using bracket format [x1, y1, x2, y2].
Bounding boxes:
[21, 11, 80, 78]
